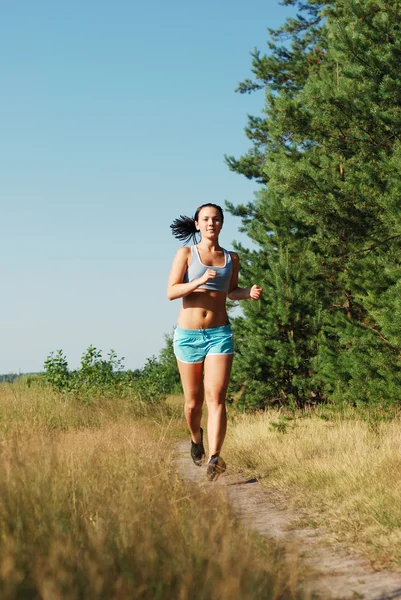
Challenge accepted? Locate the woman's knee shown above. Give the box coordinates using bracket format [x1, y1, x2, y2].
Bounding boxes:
[204, 388, 227, 406]
[184, 394, 203, 411]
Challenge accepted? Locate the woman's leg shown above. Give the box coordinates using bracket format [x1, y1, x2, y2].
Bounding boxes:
[176, 360, 204, 443]
[203, 354, 233, 458]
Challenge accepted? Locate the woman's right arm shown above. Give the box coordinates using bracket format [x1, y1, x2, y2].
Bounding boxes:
[167, 247, 216, 301]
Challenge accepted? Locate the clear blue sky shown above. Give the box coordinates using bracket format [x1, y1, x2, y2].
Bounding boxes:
[1, 0, 295, 373]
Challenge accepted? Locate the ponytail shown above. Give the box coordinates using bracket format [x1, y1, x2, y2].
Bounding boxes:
[170, 215, 198, 245]
[170, 203, 224, 245]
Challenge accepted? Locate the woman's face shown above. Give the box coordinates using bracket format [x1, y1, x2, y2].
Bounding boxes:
[195, 206, 223, 240]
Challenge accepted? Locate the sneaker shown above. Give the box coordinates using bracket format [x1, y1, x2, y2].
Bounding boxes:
[190, 427, 205, 466]
[206, 454, 226, 482]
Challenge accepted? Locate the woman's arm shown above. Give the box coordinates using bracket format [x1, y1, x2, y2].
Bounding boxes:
[228, 285, 263, 301]
[167, 247, 217, 301]
[227, 252, 263, 301]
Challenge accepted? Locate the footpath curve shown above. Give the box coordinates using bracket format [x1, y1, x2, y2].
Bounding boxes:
[175, 440, 401, 600]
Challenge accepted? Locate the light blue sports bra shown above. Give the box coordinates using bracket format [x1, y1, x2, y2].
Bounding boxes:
[183, 245, 233, 293]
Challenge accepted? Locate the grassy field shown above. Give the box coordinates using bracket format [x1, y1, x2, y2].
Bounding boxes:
[0, 382, 302, 600]
[224, 406, 401, 569]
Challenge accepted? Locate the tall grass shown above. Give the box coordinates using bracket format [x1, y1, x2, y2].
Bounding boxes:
[0, 379, 177, 433]
[225, 409, 401, 568]
[0, 383, 302, 599]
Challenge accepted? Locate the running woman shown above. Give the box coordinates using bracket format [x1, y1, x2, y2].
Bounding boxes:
[167, 203, 262, 481]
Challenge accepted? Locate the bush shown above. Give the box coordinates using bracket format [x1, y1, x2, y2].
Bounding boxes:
[43, 337, 181, 403]
[43, 346, 136, 400]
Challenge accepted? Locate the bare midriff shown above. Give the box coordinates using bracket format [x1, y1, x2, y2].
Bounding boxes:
[177, 290, 229, 330]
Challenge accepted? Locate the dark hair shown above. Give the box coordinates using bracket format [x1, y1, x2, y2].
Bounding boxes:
[170, 203, 224, 245]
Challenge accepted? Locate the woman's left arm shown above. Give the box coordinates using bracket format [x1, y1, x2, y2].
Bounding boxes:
[227, 252, 263, 301]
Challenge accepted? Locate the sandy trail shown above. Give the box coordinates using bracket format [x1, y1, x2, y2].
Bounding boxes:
[175, 440, 401, 600]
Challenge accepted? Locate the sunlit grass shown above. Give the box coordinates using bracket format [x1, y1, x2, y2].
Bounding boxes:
[0, 383, 302, 599]
[0, 379, 181, 434]
[225, 408, 401, 568]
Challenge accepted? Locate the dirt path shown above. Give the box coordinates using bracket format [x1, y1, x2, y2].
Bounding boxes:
[175, 440, 401, 600]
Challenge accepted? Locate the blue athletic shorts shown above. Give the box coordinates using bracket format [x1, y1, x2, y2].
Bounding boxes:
[173, 325, 234, 364]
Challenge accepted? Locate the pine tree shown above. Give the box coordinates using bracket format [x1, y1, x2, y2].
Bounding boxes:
[271, 0, 401, 403]
[228, 0, 401, 408]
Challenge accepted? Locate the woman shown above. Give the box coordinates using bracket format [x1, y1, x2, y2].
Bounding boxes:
[167, 203, 262, 481]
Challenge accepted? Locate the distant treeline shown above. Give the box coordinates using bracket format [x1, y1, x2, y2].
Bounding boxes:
[0, 374, 36, 383]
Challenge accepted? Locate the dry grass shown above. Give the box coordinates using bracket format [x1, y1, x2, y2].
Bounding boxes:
[0, 383, 302, 600]
[0, 380, 181, 434]
[224, 409, 401, 568]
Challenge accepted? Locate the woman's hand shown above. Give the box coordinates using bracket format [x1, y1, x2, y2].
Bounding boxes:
[199, 269, 217, 285]
[249, 285, 263, 300]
